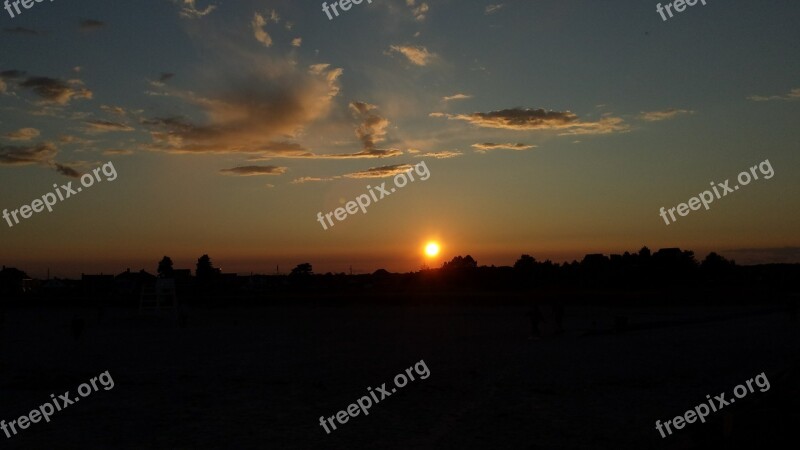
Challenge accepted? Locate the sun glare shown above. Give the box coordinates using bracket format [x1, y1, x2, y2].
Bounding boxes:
[425, 242, 440, 257]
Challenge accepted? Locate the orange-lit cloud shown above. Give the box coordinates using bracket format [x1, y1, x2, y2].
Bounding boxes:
[432, 108, 629, 135]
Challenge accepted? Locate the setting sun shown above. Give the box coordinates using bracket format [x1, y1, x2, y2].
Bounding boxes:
[425, 242, 440, 257]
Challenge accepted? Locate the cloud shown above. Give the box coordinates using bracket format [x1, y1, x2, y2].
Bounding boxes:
[471, 142, 535, 152]
[58, 135, 93, 145]
[291, 176, 334, 184]
[252, 12, 273, 47]
[292, 37, 302, 47]
[0, 79, 6, 94]
[747, 88, 800, 102]
[638, 108, 694, 122]
[387, 45, 435, 66]
[431, 108, 629, 135]
[52, 162, 81, 178]
[443, 93, 472, 102]
[349, 101, 391, 153]
[0, 142, 57, 165]
[79, 19, 106, 31]
[220, 165, 287, 176]
[343, 164, 415, 179]
[406, 0, 429, 21]
[3, 127, 40, 141]
[100, 105, 127, 116]
[174, 0, 216, 19]
[18, 76, 93, 105]
[0, 70, 27, 79]
[414, 150, 462, 159]
[485, 4, 504, 14]
[143, 63, 343, 154]
[84, 120, 134, 132]
[4, 27, 38, 35]
[103, 149, 134, 156]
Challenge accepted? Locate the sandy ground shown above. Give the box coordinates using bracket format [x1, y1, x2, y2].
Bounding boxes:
[0, 302, 798, 449]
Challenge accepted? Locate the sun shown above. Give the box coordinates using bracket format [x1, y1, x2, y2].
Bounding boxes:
[424, 241, 440, 257]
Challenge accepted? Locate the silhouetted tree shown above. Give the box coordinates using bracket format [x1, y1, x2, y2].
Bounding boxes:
[290, 263, 313, 277]
[514, 255, 536, 271]
[196, 254, 217, 280]
[442, 255, 478, 270]
[157, 256, 174, 278]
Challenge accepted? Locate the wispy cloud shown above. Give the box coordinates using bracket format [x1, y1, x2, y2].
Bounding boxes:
[431, 108, 629, 135]
[252, 12, 273, 47]
[485, 4, 504, 15]
[414, 150, 462, 159]
[143, 63, 343, 155]
[747, 88, 800, 102]
[471, 142, 535, 152]
[220, 165, 287, 176]
[174, 0, 216, 19]
[84, 120, 134, 133]
[3, 127, 40, 141]
[17, 75, 92, 105]
[291, 37, 302, 48]
[387, 45, 435, 66]
[0, 142, 57, 165]
[406, 0, 429, 21]
[638, 108, 694, 122]
[100, 105, 127, 116]
[52, 162, 81, 178]
[79, 19, 106, 31]
[442, 93, 472, 102]
[343, 164, 415, 179]
[4, 26, 39, 35]
[103, 149, 134, 156]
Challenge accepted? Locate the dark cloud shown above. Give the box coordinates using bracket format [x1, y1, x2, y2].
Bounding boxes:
[0, 70, 27, 79]
[349, 101, 390, 153]
[18, 76, 92, 104]
[0, 142, 57, 165]
[53, 162, 81, 178]
[79, 19, 106, 31]
[432, 108, 629, 135]
[159, 73, 175, 82]
[4, 27, 38, 35]
[84, 120, 134, 132]
[219, 165, 287, 176]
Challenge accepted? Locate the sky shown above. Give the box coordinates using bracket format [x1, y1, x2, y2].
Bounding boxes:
[1, 0, 799, 278]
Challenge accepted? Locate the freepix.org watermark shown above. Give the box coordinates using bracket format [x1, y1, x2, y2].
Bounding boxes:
[659, 159, 773, 225]
[3, 161, 118, 228]
[318, 359, 430, 434]
[1, 370, 114, 439]
[3, 0, 56, 19]
[316, 160, 430, 231]
[654, 372, 770, 438]
[656, 0, 709, 22]
[322, 0, 374, 21]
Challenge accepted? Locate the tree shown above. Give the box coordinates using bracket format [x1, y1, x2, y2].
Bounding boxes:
[157, 256, 174, 278]
[442, 255, 478, 270]
[196, 254, 217, 280]
[513, 254, 537, 272]
[290, 263, 313, 277]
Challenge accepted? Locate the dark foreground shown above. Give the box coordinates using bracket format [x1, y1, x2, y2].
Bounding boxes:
[1, 297, 798, 449]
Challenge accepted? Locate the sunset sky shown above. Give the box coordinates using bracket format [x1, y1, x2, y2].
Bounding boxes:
[1, 0, 799, 278]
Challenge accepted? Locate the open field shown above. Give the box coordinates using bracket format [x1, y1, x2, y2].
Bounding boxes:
[1, 299, 798, 449]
